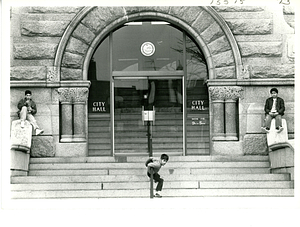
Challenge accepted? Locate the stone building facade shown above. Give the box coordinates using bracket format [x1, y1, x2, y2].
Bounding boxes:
[10, 6, 295, 158]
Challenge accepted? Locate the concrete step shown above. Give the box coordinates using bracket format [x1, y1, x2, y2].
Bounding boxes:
[11, 174, 290, 184]
[11, 180, 293, 191]
[11, 188, 294, 199]
[29, 155, 269, 164]
[28, 161, 270, 170]
[28, 167, 271, 176]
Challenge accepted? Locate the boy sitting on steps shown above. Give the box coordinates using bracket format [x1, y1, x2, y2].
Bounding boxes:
[261, 88, 285, 133]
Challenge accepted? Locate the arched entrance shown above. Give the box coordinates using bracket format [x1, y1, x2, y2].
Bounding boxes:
[87, 20, 209, 156]
[52, 6, 243, 156]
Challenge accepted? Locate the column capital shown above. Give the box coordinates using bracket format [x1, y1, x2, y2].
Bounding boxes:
[58, 87, 73, 103]
[57, 87, 89, 103]
[209, 86, 243, 100]
[73, 87, 89, 103]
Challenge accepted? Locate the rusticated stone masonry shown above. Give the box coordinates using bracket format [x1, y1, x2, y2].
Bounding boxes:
[209, 86, 243, 140]
[57, 87, 89, 142]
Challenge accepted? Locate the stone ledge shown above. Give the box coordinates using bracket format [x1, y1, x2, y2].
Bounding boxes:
[207, 78, 295, 86]
[10, 80, 91, 88]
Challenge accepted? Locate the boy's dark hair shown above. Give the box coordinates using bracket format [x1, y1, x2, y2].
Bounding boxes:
[161, 153, 169, 162]
[270, 88, 278, 94]
[25, 90, 32, 95]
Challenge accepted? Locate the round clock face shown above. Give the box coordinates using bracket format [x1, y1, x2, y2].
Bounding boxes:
[141, 42, 155, 56]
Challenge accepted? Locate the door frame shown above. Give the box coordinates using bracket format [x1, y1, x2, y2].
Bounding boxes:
[111, 72, 186, 156]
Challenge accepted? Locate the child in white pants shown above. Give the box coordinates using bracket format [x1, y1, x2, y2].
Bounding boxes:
[17, 90, 44, 135]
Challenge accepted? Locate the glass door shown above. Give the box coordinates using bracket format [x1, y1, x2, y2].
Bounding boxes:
[113, 77, 184, 156]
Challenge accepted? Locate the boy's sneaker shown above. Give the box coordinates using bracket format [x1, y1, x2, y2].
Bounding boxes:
[277, 126, 284, 133]
[36, 129, 44, 135]
[154, 193, 162, 198]
[261, 127, 269, 133]
[20, 120, 25, 128]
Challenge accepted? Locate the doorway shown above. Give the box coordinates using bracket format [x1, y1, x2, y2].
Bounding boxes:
[113, 76, 184, 156]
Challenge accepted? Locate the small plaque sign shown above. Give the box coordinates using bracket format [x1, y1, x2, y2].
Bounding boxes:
[141, 42, 155, 56]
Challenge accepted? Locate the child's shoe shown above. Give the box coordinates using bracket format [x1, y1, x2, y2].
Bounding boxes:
[277, 126, 283, 133]
[261, 127, 269, 133]
[36, 129, 44, 135]
[154, 192, 162, 198]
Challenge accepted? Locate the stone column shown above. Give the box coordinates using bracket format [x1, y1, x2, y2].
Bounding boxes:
[225, 99, 237, 140]
[212, 99, 225, 140]
[209, 86, 243, 141]
[209, 87, 225, 140]
[58, 88, 73, 142]
[224, 86, 243, 140]
[73, 88, 89, 142]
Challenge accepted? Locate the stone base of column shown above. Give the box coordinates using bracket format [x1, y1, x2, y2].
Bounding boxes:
[212, 133, 226, 140]
[60, 135, 73, 142]
[225, 133, 238, 141]
[73, 134, 86, 142]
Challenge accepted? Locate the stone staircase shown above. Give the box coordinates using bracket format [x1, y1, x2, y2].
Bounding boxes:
[10, 155, 294, 199]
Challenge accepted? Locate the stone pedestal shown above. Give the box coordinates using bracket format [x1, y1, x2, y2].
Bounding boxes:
[11, 120, 32, 152]
[10, 119, 32, 176]
[267, 119, 288, 146]
[269, 141, 294, 180]
[11, 149, 30, 176]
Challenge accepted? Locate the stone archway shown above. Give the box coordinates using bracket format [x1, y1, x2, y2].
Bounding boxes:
[52, 6, 242, 82]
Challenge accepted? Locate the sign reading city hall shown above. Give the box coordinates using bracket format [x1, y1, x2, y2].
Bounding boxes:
[92, 101, 107, 112]
[190, 100, 207, 126]
[191, 100, 206, 111]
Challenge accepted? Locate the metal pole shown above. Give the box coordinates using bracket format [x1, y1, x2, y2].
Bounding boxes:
[147, 121, 153, 157]
[147, 120, 154, 198]
[150, 168, 154, 198]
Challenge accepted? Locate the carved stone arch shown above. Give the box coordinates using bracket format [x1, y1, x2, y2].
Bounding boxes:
[54, 6, 242, 81]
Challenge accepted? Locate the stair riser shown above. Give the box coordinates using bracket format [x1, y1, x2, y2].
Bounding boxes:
[28, 168, 271, 176]
[11, 181, 293, 191]
[28, 162, 270, 170]
[29, 156, 269, 164]
[11, 174, 290, 184]
[12, 154, 293, 198]
[11, 188, 294, 199]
